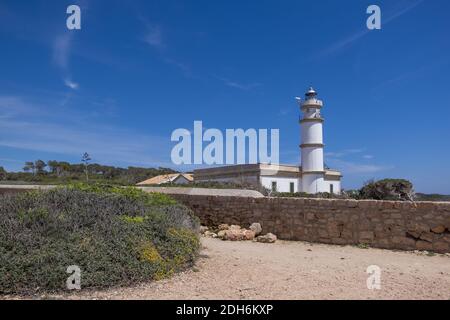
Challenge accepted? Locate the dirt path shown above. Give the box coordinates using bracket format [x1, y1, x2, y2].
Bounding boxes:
[7, 238, 450, 300]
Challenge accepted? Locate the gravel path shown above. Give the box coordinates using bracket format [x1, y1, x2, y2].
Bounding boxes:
[4, 238, 450, 300]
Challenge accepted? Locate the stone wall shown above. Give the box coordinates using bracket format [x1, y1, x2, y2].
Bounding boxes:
[2, 186, 450, 253]
[170, 194, 450, 253]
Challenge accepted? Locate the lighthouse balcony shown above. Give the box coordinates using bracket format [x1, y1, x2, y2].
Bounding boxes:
[301, 98, 323, 109]
[299, 116, 324, 123]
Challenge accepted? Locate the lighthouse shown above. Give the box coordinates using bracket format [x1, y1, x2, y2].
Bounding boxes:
[299, 87, 326, 193]
[192, 86, 342, 194]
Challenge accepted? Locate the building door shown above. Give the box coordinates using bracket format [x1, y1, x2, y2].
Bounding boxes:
[330, 184, 334, 194]
[290, 182, 295, 193]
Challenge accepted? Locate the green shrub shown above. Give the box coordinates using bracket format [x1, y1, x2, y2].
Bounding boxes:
[359, 179, 414, 201]
[0, 184, 200, 294]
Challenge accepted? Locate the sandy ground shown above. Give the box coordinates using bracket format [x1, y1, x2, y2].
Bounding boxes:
[4, 238, 450, 300]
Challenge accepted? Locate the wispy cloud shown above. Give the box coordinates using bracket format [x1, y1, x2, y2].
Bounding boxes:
[278, 108, 291, 116]
[64, 78, 79, 90]
[215, 76, 262, 91]
[0, 96, 173, 168]
[0, 158, 24, 164]
[143, 25, 165, 49]
[163, 57, 194, 77]
[330, 159, 393, 174]
[317, 0, 425, 58]
[139, 18, 198, 79]
[52, 34, 72, 70]
[52, 33, 79, 90]
[326, 148, 391, 174]
[325, 148, 365, 158]
[139, 14, 165, 50]
[372, 58, 449, 91]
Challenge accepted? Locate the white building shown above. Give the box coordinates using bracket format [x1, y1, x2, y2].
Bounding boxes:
[194, 87, 342, 194]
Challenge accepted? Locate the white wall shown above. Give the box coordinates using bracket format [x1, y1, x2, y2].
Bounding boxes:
[301, 147, 324, 172]
[302, 174, 341, 194]
[301, 174, 325, 193]
[301, 121, 323, 144]
[196, 176, 259, 185]
[325, 180, 341, 194]
[260, 176, 299, 193]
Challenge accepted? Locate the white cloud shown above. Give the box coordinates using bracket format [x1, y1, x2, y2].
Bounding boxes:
[143, 25, 164, 49]
[215, 76, 262, 91]
[64, 78, 79, 90]
[325, 148, 390, 174]
[52, 33, 80, 90]
[325, 148, 365, 158]
[317, 0, 425, 58]
[328, 159, 393, 174]
[52, 34, 72, 70]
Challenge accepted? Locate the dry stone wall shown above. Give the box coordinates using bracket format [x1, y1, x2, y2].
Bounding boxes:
[2, 186, 449, 253]
[170, 194, 450, 253]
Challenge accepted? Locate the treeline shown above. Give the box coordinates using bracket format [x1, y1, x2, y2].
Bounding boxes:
[0, 160, 177, 185]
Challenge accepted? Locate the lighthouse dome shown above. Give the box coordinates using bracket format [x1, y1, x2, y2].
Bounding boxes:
[306, 87, 317, 97]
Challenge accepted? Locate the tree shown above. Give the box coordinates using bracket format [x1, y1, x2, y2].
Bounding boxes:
[47, 160, 59, 175]
[0, 166, 6, 180]
[34, 160, 47, 175]
[23, 161, 35, 175]
[81, 152, 91, 182]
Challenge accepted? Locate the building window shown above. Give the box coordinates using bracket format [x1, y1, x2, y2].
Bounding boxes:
[271, 181, 277, 192]
[290, 182, 295, 193]
[330, 184, 334, 194]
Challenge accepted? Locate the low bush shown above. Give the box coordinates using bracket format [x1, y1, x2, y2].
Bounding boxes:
[272, 179, 416, 201]
[359, 179, 414, 201]
[0, 184, 200, 294]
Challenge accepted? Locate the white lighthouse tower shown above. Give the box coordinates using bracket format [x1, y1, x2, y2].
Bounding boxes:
[299, 87, 327, 193]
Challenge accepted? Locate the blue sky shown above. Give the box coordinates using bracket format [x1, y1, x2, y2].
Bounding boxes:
[0, 0, 449, 193]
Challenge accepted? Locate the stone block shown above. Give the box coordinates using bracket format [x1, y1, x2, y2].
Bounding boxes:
[359, 231, 374, 241]
[419, 232, 434, 243]
[433, 241, 449, 253]
[416, 240, 433, 251]
[430, 225, 446, 234]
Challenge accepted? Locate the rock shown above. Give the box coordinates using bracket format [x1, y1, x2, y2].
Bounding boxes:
[223, 229, 245, 241]
[217, 226, 256, 241]
[431, 225, 446, 234]
[416, 240, 433, 251]
[218, 224, 230, 231]
[204, 231, 218, 238]
[433, 241, 449, 253]
[243, 229, 256, 240]
[199, 226, 209, 234]
[406, 230, 421, 239]
[217, 230, 227, 239]
[256, 233, 277, 243]
[419, 232, 434, 243]
[249, 223, 262, 236]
